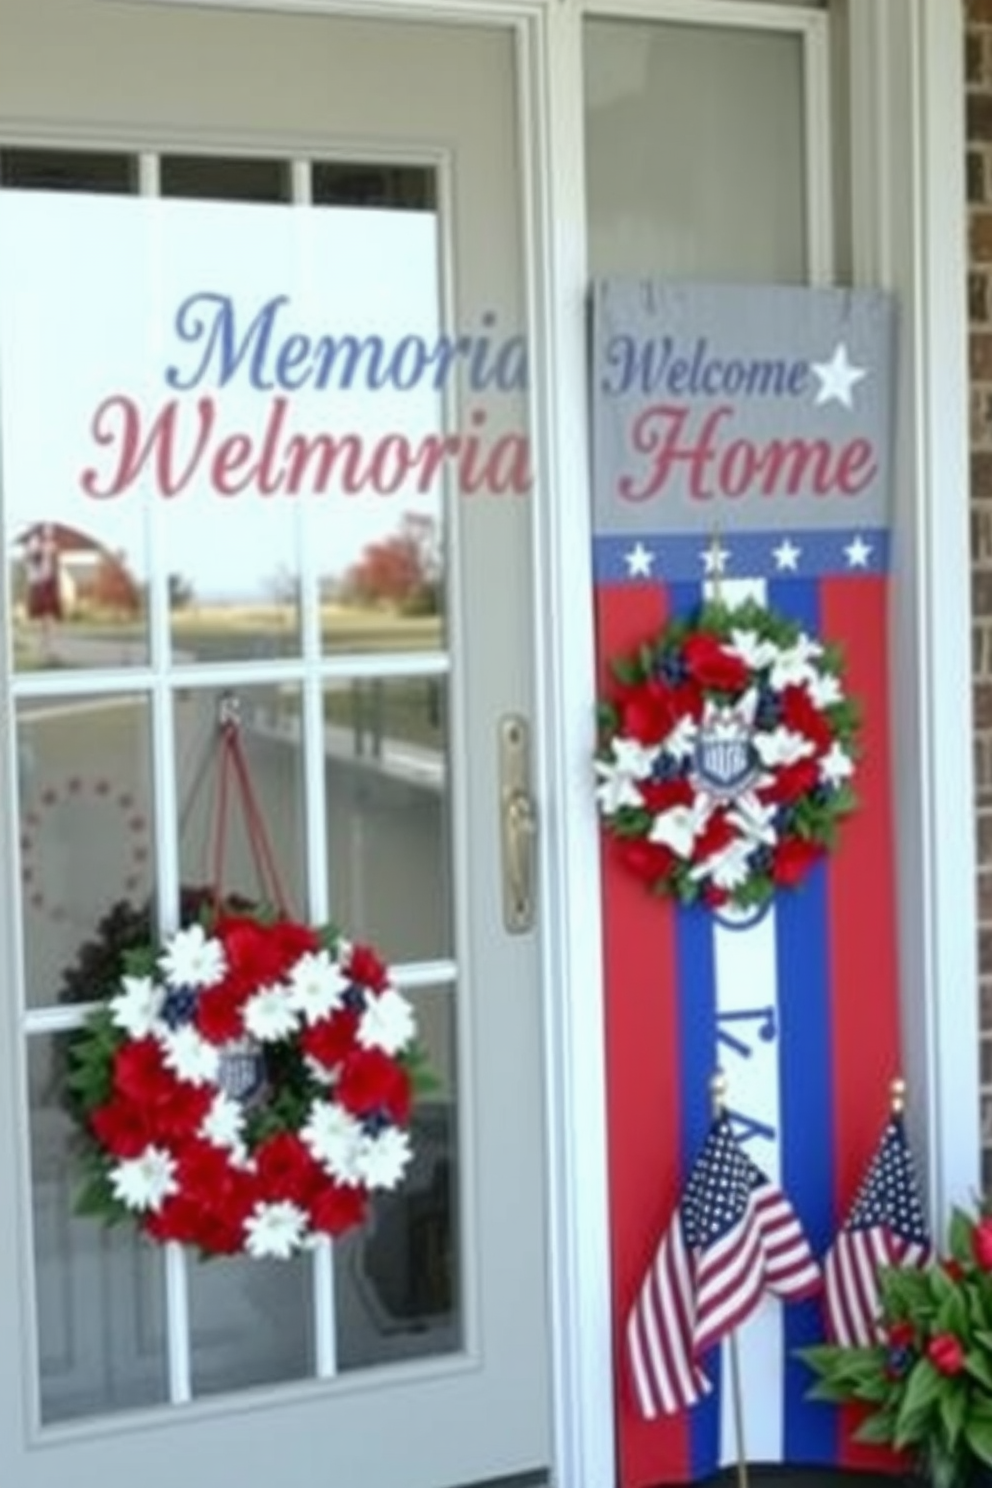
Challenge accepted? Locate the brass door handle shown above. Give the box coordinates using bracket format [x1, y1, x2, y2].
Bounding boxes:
[500, 715, 536, 933]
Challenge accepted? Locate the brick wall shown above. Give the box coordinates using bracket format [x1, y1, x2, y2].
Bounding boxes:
[967, 0, 992, 1183]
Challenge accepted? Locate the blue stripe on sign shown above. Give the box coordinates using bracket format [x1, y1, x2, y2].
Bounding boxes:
[767, 577, 837, 1466]
[675, 901, 721, 1482]
[591, 530, 890, 585]
[667, 577, 722, 1480]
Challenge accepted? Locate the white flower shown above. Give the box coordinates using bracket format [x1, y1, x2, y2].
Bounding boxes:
[359, 1127, 413, 1190]
[286, 950, 348, 1025]
[691, 838, 756, 892]
[160, 1025, 220, 1085]
[726, 793, 779, 846]
[806, 670, 844, 709]
[110, 1146, 178, 1212]
[200, 1091, 246, 1154]
[649, 798, 712, 860]
[301, 1102, 366, 1185]
[661, 716, 698, 762]
[726, 628, 780, 671]
[595, 735, 657, 815]
[358, 988, 416, 1056]
[819, 741, 855, 786]
[243, 983, 298, 1043]
[752, 726, 816, 769]
[159, 924, 227, 990]
[768, 634, 824, 691]
[244, 1200, 307, 1259]
[110, 975, 165, 1039]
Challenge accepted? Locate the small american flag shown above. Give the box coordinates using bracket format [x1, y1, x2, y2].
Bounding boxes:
[627, 1114, 821, 1419]
[823, 1113, 931, 1348]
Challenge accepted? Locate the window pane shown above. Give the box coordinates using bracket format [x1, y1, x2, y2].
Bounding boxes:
[324, 675, 452, 961]
[17, 693, 155, 1009]
[583, 19, 807, 281]
[159, 155, 291, 203]
[311, 161, 436, 212]
[28, 1034, 169, 1423]
[335, 982, 459, 1369]
[0, 147, 137, 194]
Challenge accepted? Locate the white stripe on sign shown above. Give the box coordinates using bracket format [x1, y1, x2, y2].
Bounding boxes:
[703, 574, 785, 1467]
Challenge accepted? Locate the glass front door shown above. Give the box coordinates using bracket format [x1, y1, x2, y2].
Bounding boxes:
[0, 5, 550, 1487]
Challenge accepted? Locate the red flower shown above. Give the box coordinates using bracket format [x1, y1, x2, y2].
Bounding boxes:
[271, 919, 320, 965]
[692, 810, 737, 864]
[337, 1049, 412, 1124]
[153, 1082, 213, 1142]
[759, 758, 820, 806]
[927, 1333, 965, 1376]
[302, 1010, 360, 1071]
[779, 686, 834, 754]
[310, 1182, 368, 1237]
[887, 1321, 916, 1350]
[640, 778, 694, 814]
[771, 836, 824, 886]
[217, 916, 297, 984]
[702, 884, 730, 908]
[681, 634, 750, 693]
[973, 1217, 992, 1270]
[89, 1098, 151, 1158]
[620, 681, 702, 746]
[195, 983, 248, 1044]
[347, 944, 390, 993]
[943, 1256, 968, 1282]
[255, 1133, 322, 1206]
[113, 1038, 174, 1106]
[613, 838, 675, 885]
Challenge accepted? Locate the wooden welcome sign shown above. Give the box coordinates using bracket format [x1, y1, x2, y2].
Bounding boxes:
[590, 281, 902, 1486]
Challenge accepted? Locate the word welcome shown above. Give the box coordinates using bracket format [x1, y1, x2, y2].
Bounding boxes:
[601, 334, 809, 399]
[617, 403, 876, 503]
[166, 294, 528, 395]
[81, 396, 531, 499]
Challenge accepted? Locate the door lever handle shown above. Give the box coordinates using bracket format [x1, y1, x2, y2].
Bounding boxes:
[499, 715, 536, 934]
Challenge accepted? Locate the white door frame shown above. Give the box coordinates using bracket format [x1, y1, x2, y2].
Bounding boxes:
[27, 2, 982, 1485]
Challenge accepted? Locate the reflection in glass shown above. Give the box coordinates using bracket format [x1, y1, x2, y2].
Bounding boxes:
[336, 984, 459, 1370]
[28, 1036, 169, 1422]
[174, 683, 308, 916]
[17, 694, 155, 1009]
[188, 1251, 315, 1399]
[9, 522, 149, 672]
[324, 676, 451, 961]
[0, 147, 137, 194]
[159, 156, 291, 204]
[320, 510, 446, 658]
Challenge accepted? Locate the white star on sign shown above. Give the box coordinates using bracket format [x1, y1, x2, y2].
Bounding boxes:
[845, 534, 873, 568]
[811, 342, 868, 409]
[772, 538, 801, 572]
[701, 540, 730, 576]
[624, 541, 654, 578]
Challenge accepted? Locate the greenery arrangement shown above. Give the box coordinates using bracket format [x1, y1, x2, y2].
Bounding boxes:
[800, 1207, 992, 1488]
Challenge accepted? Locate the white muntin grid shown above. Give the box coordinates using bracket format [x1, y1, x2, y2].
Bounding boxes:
[10, 144, 462, 1416]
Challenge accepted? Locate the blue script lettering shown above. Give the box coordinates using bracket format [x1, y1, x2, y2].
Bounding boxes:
[165, 293, 528, 395]
[726, 1107, 776, 1147]
[600, 333, 809, 400]
[716, 1005, 777, 1060]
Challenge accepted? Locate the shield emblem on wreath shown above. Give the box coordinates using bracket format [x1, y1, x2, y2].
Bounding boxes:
[218, 1036, 267, 1106]
[695, 733, 755, 793]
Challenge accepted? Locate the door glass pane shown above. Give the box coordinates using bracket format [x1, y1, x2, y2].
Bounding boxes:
[583, 18, 807, 281]
[17, 692, 155, 1009]
[324, 675, 452, 961]
[336, 982, 459, 1369]
[28, 1034, 169, 1423]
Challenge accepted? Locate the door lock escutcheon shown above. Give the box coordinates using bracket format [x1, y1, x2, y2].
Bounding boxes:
[499, 714, 537, 934]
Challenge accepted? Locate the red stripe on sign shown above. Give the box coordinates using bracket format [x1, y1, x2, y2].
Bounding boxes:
[821, 575, 903, 1474]
[595, 581, 689, 1488]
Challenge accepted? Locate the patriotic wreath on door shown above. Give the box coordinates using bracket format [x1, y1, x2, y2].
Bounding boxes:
[595, 598, 862, 911]
[64, 695, 432, 1260]
[67, 910, 429, 1259]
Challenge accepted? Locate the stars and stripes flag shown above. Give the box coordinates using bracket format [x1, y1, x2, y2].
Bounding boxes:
[823, 1112, 931, 1348]
[627, 1113, 821, 1419]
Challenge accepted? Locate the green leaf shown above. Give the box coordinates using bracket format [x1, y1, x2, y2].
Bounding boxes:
[853, 1410, 897, 1446]
[965, 1416, 992, 1468]
[949, 1208, 976, 1265]
[894, 1358, 943, 1448]
[938, 1383, 967, 1452]
[965, 1349, 992, 1392]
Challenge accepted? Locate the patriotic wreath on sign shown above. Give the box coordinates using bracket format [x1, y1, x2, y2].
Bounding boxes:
[67, 908, 431, 1259]
[595, 598, 862, 911]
